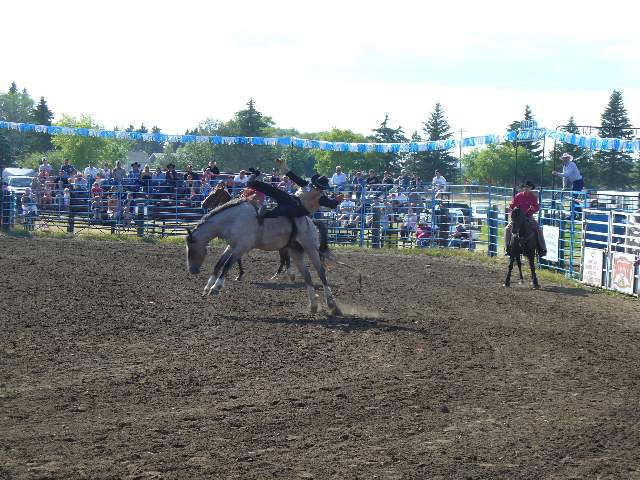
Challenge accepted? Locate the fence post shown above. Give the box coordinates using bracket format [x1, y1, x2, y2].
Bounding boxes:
[569, 194, 576, 277]
[359, 183, 366, 247]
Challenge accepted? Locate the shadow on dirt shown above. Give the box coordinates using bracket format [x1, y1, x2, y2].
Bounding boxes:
[543, 285, 591, 297]
[221, 313, 431, 337]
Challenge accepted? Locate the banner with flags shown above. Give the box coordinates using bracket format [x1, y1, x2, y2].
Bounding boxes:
[1, 120, 638, 153]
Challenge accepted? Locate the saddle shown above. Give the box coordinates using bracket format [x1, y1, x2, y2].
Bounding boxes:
[254, 203, 298, 248]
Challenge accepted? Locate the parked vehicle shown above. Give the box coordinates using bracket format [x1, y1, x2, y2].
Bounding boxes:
[6, 176, 34, 195]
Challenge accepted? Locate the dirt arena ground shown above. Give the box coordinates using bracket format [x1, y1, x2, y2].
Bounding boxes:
[1, 235, 639, 479]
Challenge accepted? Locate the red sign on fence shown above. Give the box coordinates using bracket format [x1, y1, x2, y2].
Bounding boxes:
[611, 253, 637, 295]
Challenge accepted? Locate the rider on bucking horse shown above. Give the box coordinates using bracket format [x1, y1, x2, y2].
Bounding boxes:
[246, 159, 344, 222]
[504, 180, 547, 258]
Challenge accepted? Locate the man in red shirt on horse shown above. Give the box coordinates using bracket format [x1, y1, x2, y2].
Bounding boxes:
[504, 181, 547, 257]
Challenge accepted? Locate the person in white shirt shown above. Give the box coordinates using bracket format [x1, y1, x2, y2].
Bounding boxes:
[38, 157, 52, 176]
[84, 162, 98, 186]
[432, 169, 447, 191]
[330, 166, 347, 190]
[552, 153, 584, 191]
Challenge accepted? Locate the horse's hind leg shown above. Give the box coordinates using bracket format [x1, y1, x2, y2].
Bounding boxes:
[516, 255, 524, 284]
[306, 245, 341, 316]
[289, 248, 318, 314]
[504, 256, 515, 287]
[528, 254, 540, 289]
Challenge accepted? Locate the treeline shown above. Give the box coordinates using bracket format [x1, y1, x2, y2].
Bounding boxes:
[1, 82, 638, 189]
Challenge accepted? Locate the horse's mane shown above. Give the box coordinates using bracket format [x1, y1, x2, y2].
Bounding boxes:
[196, 197, 251, 227]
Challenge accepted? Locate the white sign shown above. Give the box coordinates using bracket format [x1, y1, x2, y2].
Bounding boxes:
[542, 225, 559, 262]
[610, 252, 636, 295]
[582, 247, 604, 287]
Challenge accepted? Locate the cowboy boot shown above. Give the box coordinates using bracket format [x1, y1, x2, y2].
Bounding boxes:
[256, 204, 265, 225]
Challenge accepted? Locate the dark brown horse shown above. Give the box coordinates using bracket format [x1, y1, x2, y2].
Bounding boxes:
[504, 206, 540, 289]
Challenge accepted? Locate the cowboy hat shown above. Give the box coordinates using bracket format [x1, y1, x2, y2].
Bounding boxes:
[520, 180, 536, 189]
[166, 163, 175, 168]
[310, 174, 330, 190]
[247, 167, 261, 176]
[560, 153, 573, 161]
[131, 162, 140, 167]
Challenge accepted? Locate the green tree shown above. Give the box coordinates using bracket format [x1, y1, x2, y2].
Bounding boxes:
[370, 113, 407, 174]
[212, 99, 278, 173]
[408, 103, 458, 181]
[462, 144, 538, 187]
[0, 131, 11, 169]
[313, 128, 370, 176]
[507, 105, 543, 163]
[593, 90, 634, 189]
[28, 96, 54, 152]
[51, 113, 131, 170]
[0, 82, 36, 161]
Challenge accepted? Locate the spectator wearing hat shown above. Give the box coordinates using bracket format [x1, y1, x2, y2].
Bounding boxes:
[552, 153, 584, 191]
[396, 169, 411, 191]
[504, 181, 547, 256]
[129, 162, 142, 180]
[366, 169, 380, 187]
[248, 159, 344, 222]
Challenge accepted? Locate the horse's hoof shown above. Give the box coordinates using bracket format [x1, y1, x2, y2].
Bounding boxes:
[270, 273, 279, 280]
[518, 280, 524, 285]
[234, 275, 242, 281]
[503, 283, 510, 288]
[532, 284, 540, 290]
[309, 305, 318, 314]
[209, 288, 220, 296]
[330, 306, 342, 316]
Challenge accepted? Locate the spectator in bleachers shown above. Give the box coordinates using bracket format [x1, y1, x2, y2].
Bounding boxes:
[128, 162, 142, 181]
[400, 208, 417, 243]
[62, 187, 71, 211]
[165, 163, 179, 191]
[152, 165, 165, 181]
[432, 169, 447, 194]
[59, 158, 76, 186]
[233, 170, 249, 190]
[84, 162, 98, 188]
[277, 175, 293, 193]
[448, 222, 469, 248]
[184, 164, 200, 182]
[40, 178, 54, 206]
[352, 171, 366, 201]
[338, 196, 357, 228]
[39, 157, 52, 176]
[72, 172, 87, 190]
[366, 169, 380, 187]
[205, 161, 220, 176]
[141, 164, 152, 192]
[396, 169, 411, 191]
[112, 161, 126, 183]
[107, 189, 121, 222]
[416, 221, 432, 247]
[99, 163, 111, 180]
[330, 165, 347, 190]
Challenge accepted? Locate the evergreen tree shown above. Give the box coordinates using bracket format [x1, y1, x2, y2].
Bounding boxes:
[0, 82, 36, 162]
[214, 99, 277, 172]
[507, 105, 543, 162]
[371, 113, 407, 174]
[0, 131, 11, 169]
[29, 96, 54, 152]
[593, 90, 634, 189]
[411, 103, 457, 180]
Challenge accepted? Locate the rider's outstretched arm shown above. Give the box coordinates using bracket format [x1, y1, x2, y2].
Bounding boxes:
[285, 171, 309, 189]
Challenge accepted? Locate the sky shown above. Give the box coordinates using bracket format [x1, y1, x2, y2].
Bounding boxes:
[4, 0, 640, 141]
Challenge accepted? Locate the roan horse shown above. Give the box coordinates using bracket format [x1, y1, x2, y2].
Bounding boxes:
[186, 197, 341, 315]
[202, 185, 298, 281]
[504, 206, 540, 289]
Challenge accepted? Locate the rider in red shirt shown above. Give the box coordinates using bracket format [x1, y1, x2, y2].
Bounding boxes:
[504, 181, 547, 257]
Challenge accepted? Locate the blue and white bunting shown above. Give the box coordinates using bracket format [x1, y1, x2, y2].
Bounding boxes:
[0, 120, 638, 153]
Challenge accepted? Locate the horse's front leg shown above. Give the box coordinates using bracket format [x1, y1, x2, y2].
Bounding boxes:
[289, 248, 318, 314]
[516, 255, 524, 284]
[528, 254, 540, 289]
[208, 252, 237, 296]
[306, 245, 341, 316]
[504, 255, 516, 287]
[235, 258, 244, 281]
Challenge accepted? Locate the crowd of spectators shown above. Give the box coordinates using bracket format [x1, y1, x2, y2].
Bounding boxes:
[3, 157, 468, 246]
